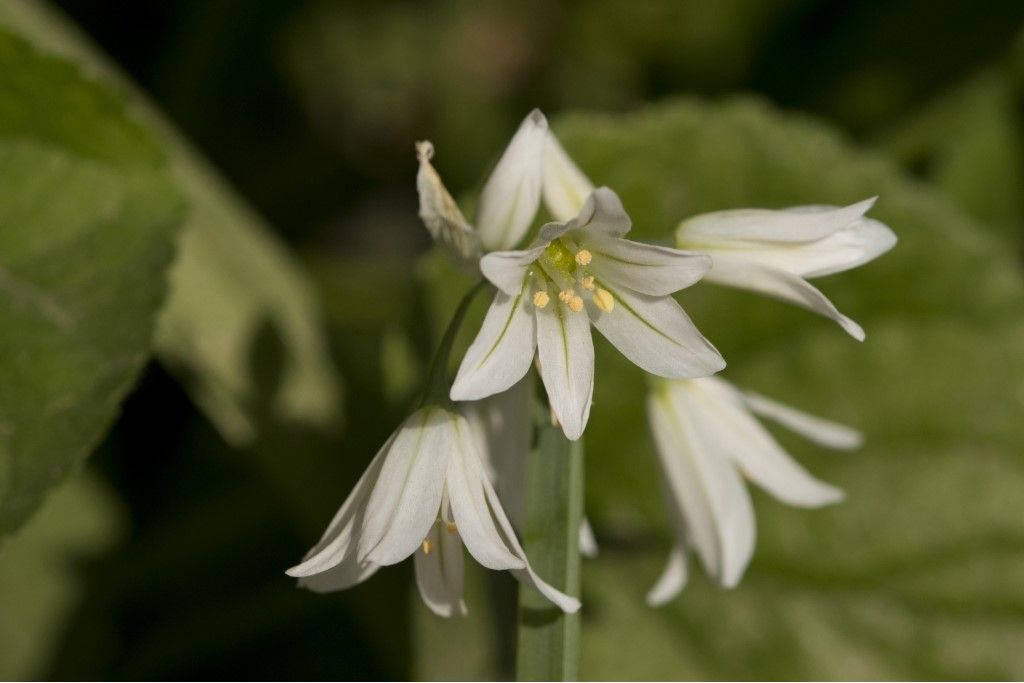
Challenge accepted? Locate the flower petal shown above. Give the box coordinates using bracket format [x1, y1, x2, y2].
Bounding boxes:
[542, 130, 595, 221]
[480, 246, 545, 296]
[648, 385, 755, 588]
[585, 234, 712, 296]
[741, 390, 863, 450]
[476, 109, 547, 250]
[536, 299, 594, 441]
[646, 544, 689, 607]
[590, 283, 725, 379]
[414, 522, 467, 617]
[360, 407, 452, 566]
[446, 416, 525, 570]
[704, 254, 866, 341]
[690, 378, 844, 508]
[482, 479, 581, 613]
[415, 141, 481, 267]
[571, 187, 632, 238]
[286, 432, 393, 581]
[677, 197, 876, 245]
[451, 284, 537, 402]
[579, 517, 599, 559]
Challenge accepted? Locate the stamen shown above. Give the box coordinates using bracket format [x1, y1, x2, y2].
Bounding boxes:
[575, 249, 593, 266]
[581, 275, 595, 291]
[593, 288, 615, 313]
[446, 522, 458, 534]
[568, 295, 585, 313]
[532, 291, 550, 308]
[558, 289, 574, 304]
[422, 539, 433, 555]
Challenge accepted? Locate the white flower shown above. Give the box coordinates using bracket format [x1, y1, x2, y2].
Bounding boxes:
[450, 187, 725, 440]
[286, 404, 580, 617]
[675, 199, 897, 340]
[645, 376, 862, 606]
[416, 110, 548, 263]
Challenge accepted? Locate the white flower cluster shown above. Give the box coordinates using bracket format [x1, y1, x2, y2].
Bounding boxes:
[288, 110, 896, 615]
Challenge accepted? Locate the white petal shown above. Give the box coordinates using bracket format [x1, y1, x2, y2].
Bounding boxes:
[450, 285, 537, 402]
[570, 187, 632, 238]
[482, 479, 581, 613]
[648, 386, 755, 588]
[646, 544, 689, 607]
[584, 234, 712, 296]
[446, 417, 525, 570]
[690, 378, 844, 508]
[476, 110, 547, 250]
[542, 131, 595, 221]
[704, 254, 866, 341]
[741, 390, 863, 450]
[536, 300, 594, 441]
[286, 432, 394, 580]
[480, 246, 545, 296]
[462, 373, 534, 532]
[579, 517, 599, 559]
[678, 197, 876, 244]
[415, 141, 481, 266]
[590, 283, 725, 379]
[414, 522, 467, 617]
[360, 407, 452, 565]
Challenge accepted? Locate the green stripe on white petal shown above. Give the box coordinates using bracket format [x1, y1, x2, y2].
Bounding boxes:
[476, 110, 547, 250]
[446, 416, 525, 571]
[542, 130, 595, 221]
[704, 254, 866, 341]
[585, 234, 711, 296]
[590, 282, 725, 379]
[741, 390, 863, 450]
[689, 378, 845, 508]
[414, 522, 467, 617]
[648, 386, 755, 588]
[536, 296, 594, 441]
[646, 544, 689, 607]
[360, 407, 452, 566]
[450, 285, 536, 402]
[678, 197, 877, 244]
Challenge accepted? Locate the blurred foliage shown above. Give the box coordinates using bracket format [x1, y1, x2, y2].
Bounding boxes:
[0, 0, 1023, 679]
[0, 26, 182, 535]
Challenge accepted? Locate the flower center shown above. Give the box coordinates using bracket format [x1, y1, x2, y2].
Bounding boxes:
[533, 239, 615, 314]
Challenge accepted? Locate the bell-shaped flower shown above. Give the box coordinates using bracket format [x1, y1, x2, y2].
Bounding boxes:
[416, 110, 548, 263]
[675, 199, 896, 340]
[286, 404, 580, 617]
[450, 187, 725, 440]
[645, 376, 861, 606]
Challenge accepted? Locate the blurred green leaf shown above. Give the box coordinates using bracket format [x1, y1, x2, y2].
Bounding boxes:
[417, 98, 1024, 678]
[0, 26, 183, 536]
[0, 473, 123, 678]
[0, 0, 343, 447]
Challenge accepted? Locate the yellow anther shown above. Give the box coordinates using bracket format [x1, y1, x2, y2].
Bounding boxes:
[593, 288, 615, 313]
[446, 522, 458, 534]
[575, 249, 593, 266]
[422, 539, 433, 555]
[558, 289, 574, 304]
[532, 291, 550, 308]
[581, 275, 595, 291]
[568, 295, 585, 313]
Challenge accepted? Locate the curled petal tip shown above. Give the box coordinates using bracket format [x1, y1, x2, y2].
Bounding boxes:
[527, 108, 548, 127]
[415, 140, 434, 162]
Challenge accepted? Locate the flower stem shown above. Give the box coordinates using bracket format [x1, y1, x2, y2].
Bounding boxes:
[515, 413, 584, 681]
[420, 280, 487, 407]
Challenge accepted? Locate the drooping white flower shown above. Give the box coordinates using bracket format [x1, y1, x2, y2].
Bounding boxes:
[416, 110, 548, 264]
[645, 376, 861, 606]
[286, 404, 580, 617]
[450, 187, 725, 440]
[675, 199, 897, 340]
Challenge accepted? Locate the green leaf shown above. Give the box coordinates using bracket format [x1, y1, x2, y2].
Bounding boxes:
[0, 473, 123, 678]
[0, 27, 183, 536]
[0, 1, 343, 447]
